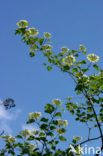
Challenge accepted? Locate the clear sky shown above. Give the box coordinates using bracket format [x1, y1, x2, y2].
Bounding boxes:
[0, 0, 103, 153]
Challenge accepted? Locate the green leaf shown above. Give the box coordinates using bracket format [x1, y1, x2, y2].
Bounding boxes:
[40, 124, 48, 130]
[45, 104, 55, 114]
[29, 52, 35, 57]
[47, 132, 54, 137]
[15, 135, 22, 139]
[99, 97, 103, 102]
[63, 65, 70, 71]
[43, 63, 47, 66]
[72, 68, 78, 73]
[93, 64, 99, 71]
[39, 38, 44, 45]
[100, 108, 103, 113]
[40, 117, 49, 123]
[54, 112, 62, 117]
[50, 126, 56, 130]
[59, 136, 67, 141]
[26, 119, 35, 124]
[87, 107, 92, 113]
[47, 66, 52, 71]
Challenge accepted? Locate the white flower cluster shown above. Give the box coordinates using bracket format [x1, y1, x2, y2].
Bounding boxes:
[57, 119, 68, 127]
[87, 53, 99, 63]
[44, 32, 51, 39]
[62, 55, 76, 66]
[52, 99, 62, 106]
[28, 28, 39, 37]
[42, 44, 52, 51]
[79, 44, 86, 51]
[61, 46, 69, 55]
[1, 135, 16, 143]
[16, 20, 29, 28]
[28, 112, 41, 119]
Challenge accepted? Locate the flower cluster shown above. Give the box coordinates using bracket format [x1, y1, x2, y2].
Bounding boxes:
[57, 119, 68, 127]
[28, 112, 41, 119]
[44, 32, 51, 39]
[32, 129, 39, 135]
[28, 28, 39, 37]
[87, 53, 99, 63]
[56, 128, 65, 134]
[52, 99, 62, 106]
[79, 74, 89, 83]
[62, 55, 76, 66]
[16, 20, 29, 28]
[79, 44, 86, 51]
[73, 136, 83, 141]
[61, 46, 69, 55]
[29, 144, 35, 150]
[42, 44, 52, 51]
[20, 129, 31, 137]
[1, 135, 16, 143]
[29, 45, 38, 52]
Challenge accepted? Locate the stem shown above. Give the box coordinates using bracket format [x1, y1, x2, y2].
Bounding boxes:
[76, 136, 101, 147]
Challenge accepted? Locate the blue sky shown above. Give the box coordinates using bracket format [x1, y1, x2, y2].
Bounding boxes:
[0, 0, 103, 153]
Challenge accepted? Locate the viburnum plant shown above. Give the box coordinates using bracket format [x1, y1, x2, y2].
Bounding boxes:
[0, 20, 103, 156]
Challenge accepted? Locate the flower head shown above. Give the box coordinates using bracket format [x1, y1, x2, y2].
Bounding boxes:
[42, 44, 52, 51]
[44, 32, 51, 39]
[52, 99, 62, 106]
[62, 55, 76, 66]
[16, 20, 29, 28]
[1, 135, 16, 143]
[29, 45, 38, 52]
[29, 144, 35, 150]
[73, 136, 83, 141]
[20, 129, 31, 137]
[57, 119, 68, 127]
[79, 45, 86, 51]
[56, 128, 65, 134]
[61, 47, 69, 55]
[87, 53, 99, 63]
[28, 112, 41, 119]
[32, 129, 39, 135]
[28, 28, 39, 37]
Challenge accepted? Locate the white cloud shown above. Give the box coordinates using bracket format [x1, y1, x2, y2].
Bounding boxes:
[0, 106, 13, 120]
[0, 99, 21, 134]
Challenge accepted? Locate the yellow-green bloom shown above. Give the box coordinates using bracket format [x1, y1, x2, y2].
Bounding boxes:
[87, 53, 99, 63]
[44, 32, 51, 39]
[42, 44, 52, 51]
[66, 96, 72, 101]
[28, 112, 41, 119]
[79, 44, 86, 51]
[73, 136, 83, 141]
[29, 45, 37, 52]
[28, 28, 39, 37]
[29, 144, 35, 150]
[56, 128, 65, 134]
[62, 55, 76, 66]
[61, 47, 69, 55]
[57, 119, 68, 127]
[79, 74, 89, 82]
[1, 135, 16, 143]
[32, 129, 39, 135]
[52, 99, 62, 106]
[16, 20, 29, 28]
[20, 129, 31, 137]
